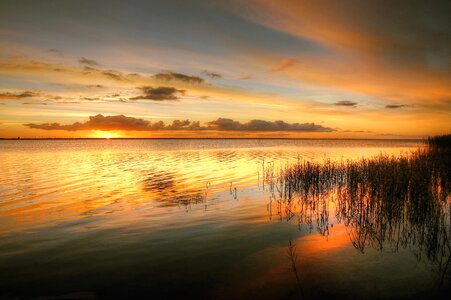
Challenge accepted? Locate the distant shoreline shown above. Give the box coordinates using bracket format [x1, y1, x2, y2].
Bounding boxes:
[0, 137, 426, 141]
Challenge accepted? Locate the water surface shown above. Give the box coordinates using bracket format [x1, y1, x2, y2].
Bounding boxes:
[0, 139, 448, 299]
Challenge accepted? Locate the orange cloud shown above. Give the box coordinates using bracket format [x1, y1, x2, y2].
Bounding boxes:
[0, 91, 40, 99]
[226, 0, 451, 108]
[271, 58, 296, 71]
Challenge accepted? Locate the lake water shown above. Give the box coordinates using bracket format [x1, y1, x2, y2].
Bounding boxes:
[0, 139, 449, 299]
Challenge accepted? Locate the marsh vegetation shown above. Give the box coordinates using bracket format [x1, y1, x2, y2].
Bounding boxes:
[263, 135, 451, 283]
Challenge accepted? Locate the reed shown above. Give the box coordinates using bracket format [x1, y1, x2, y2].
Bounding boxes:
[263, 135, 451, 280]
[428, 134, 451, 149]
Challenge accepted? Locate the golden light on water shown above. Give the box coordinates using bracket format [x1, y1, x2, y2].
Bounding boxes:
[0, 139, 422, 234]
[0, 137, 449, 299]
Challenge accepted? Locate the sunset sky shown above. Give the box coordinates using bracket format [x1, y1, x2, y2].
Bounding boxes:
[1, 0, 450, 138]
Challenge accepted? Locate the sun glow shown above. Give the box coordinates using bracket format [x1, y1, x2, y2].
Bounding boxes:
[94, 131, 119, 139]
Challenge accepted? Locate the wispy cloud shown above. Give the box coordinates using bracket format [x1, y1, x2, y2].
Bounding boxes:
[48, 49, 63, 57]
[271, 58, 296, 71]
[334, 100, 358, 107]
[239, 74, 252, 80]
[78, 57, 100, 67]
[87, 84, 104, 88]
[385, 104, 413, 109]
[22, 102, 48, 105]
[0, 56, 298, 108]
[227, 0, 451, 107]
[202, 70, 222, 79]
[102, 70, 126, 81]
[0, 91, 40, 99]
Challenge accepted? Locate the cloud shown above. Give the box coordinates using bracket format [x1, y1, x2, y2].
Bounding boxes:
[25, 115, 199, 131]
[107, 93, 120, 98]
[202, 70, 222, 79]
[154, 71, 204, 84]
[22, 102, 48, 105]
[385, 104, 412, 109]
[207, 118, 333, 132]
[226, 0, 451, 106]
[102, 70, 126, 81]
[271, 58, 296, 71]
[130, 86, 186, 101]
[0, 56, 293, 109]
[0, 90, 78, 103]
[78, 57, 100, 67]
[0, 91, 40, 99]
[334, 100, 358, 107]
[26, 114, 153, 131]
[239, 74, 252, 80]
[342, 130, 373, 133]
[25, 114, 334, 132]
[48, 49, 63, 57]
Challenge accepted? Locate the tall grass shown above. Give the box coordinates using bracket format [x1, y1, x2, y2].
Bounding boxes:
[263, 135, 451, 280]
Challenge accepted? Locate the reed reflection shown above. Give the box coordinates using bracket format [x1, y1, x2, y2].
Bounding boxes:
[263, 135, 451, 281]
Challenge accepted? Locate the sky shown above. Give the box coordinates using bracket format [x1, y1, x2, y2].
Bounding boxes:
[0, 0, 450, 138]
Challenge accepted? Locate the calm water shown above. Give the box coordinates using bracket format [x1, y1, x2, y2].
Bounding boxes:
[0, 139, 449, 299]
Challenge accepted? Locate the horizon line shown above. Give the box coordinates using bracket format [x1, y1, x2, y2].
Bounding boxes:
[0, 137, 427, 141]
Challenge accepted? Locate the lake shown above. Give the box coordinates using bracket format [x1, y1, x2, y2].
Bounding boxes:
[0, 139, 449, 299]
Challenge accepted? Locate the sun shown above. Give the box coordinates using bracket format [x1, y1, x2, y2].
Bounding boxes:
[94, 131, 119, 139]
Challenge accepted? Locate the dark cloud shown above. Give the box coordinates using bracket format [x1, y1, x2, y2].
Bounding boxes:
[83, 66, 97, 73]
[102, 70, 125, 81]
[154, 71, 204, 84]
[26, 114, 152, 131]
[202, 70, 222, 79]
[334, 100, 358, 107]
[166, 120, 201, 130]
[48, 49, 63, 57]
[87, 84, 104, 88]
[0, 91, 40, 99]
[78, 57, 100, 67]
[130, 86, 186, 101]
[207, 118, 333, 132]
[79, 93, 120, 102]
[22, 102, 48, 105]
[385, 104, 412, 109]
[25, 115, 198, 131]
[0, 90, 75, 103]
[25, 115, 334, 132]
